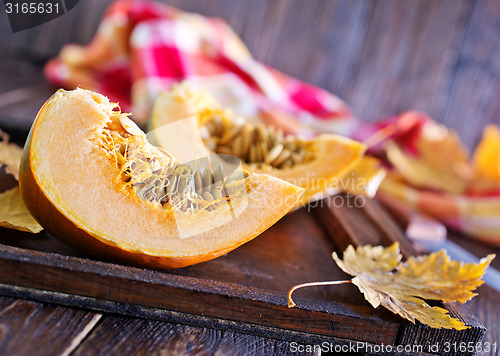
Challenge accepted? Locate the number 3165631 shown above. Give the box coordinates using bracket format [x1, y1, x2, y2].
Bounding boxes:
[5, 2, 60, 14]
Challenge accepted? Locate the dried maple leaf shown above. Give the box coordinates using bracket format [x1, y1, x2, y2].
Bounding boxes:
[382, 119, 472, 194]
[470, 124, 500, 192]
[0, 130, 42, 233]
[288, 243, 494, 330]
[0, 187, 43, 233]
[385, 135, 470, 195]
[0, 130, 23, 181]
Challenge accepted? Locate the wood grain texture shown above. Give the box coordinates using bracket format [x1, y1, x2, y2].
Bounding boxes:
[349, 0, 475, 124]
[0, 198, 488, 355]
[0, 296, 101, 356]
[1, 0, 500, 355]
[447, 232, 500, 355]
[439, 0, 500, 148]
[314, 196, 419, 259]
[0, 208, 404, 346]
[313, 197, 486, 356]
[73, 315, 316, 356]
[0, 0, 498, 148]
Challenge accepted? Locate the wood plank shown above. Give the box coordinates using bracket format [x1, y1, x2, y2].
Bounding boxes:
[0, 197, 489, 354]
[465, 285, 500, 356]
[0, 235, 401, 345]
[262, 0, 373, 100]
[313, 195, 420, 259]
[0, 0, 113, 60]
[0, 283, 397, 354]
[0, 2, 498, 354]
[0, 0, 495, 150]
[166, 0, 374, 100]
[0, 82, 55, 145]
[349, 0, 475, 126]
[438, 0, 500, 148]
[312, 196, 487, 356]
[73, 315, 316, 356]
[0, 296, 101, 356]
[446, 232, 500, 356]
[0, 209, 366, 303]
[0, 167, 489, 354]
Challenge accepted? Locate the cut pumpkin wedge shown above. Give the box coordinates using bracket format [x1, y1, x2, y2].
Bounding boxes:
[149, 83, 365, 207]
[19, 88, 304, 268]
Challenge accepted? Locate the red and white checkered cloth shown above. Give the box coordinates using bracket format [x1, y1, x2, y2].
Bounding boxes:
[45, 0, 356, 136]
[45, 0, 500, 245]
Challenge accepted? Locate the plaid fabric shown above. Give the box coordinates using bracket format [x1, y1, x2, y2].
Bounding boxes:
[45, 0, 500, 245]
[45, 0, 355, 135]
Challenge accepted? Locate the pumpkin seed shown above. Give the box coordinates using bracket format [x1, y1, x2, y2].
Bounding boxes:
[205, 138, 217, 151]
[177, 175, 187, 193]
[202, 191, 214, 201]
[249, 145, 257, 163]
[220, 122, 244, 145]
[241, 125, 252, 160]
[273, 149, 292, 167]
[226, 170, 244, 183]
[258, 141, 267, 162]
[284, 139, 296, 151]
[202, 168, 211, 189]
[211, 189, 222, 200]
[213, 165, 223, 183]
[166, 175, 178, 195]
[231, 135, 243, 157]
[210, 115, 223, 136]
[265, 144, 283, 164]
[275, 128, 284, 145]
[199, 126, 211, 140]
[119, 115, 144, 136]
[194, 170, 203, 191]
[256, 124, 267, 141]
[201, 113, 317, 169]
[205, 120, 218, 136]
[217, 146, 233, 155]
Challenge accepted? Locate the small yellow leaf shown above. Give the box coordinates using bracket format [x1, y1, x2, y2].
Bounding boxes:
[472, 124, 500, 185]
[385, 141, 468, 194]
[0, 131, 23, 180]
[384, 121, 472, 194]
[333, 243, 494, 330]
[0, 187, 43, 233]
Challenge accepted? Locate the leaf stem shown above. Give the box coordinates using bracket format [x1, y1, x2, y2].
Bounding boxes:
[287, 280, 352, 308]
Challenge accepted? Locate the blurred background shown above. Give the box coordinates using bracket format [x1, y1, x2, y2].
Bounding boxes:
[1, 0, 499, 148]
[1, 1, 500, 354]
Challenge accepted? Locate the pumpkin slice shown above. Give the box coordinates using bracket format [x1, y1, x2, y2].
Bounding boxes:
[149, 84, 365, 206]
[19, 88, 304, 268]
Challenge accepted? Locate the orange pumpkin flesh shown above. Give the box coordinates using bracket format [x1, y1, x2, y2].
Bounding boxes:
[19, 88, 304, 268]
[149, 84, 365, 207]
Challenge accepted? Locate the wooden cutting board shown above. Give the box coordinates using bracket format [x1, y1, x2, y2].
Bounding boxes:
[0, 173, 486, 355]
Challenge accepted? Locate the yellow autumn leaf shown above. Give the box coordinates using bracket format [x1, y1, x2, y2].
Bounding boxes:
[288, 243, 494, 330]
[0, 131, 23, 181]
[0, 187, 43, 233]
[469, 124, 500, 194]
[473, 125, 500, 181]
[333, 243, 494, 330]
[384, 121, 472, 194]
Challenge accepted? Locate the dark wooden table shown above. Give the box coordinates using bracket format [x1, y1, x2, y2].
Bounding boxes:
[0, 0, 500, 355]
